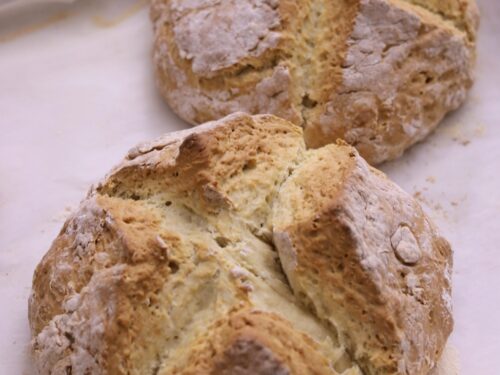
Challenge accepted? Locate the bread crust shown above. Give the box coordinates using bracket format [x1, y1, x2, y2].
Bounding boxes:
[151, 0, 478, 164]
[272, 143, 453, 374]
[165, 309, 342, 375]
[29, 114, 452, 375]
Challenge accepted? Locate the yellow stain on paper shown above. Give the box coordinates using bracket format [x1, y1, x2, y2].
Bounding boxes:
[92, 0, 148, 28]
[0, 0, 147, 44]
[0, 11, 71, 44]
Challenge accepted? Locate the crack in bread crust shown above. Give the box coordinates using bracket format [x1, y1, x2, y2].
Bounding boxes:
[288, 0, 361, 128]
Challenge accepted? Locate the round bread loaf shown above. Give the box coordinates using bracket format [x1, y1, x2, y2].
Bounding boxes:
[151, 0, 478, 164]
[29, 114, 453, 375]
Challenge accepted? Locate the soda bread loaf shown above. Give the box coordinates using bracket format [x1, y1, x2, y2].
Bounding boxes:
[29, 114, 453, 375]
[150, 0, 479, 164]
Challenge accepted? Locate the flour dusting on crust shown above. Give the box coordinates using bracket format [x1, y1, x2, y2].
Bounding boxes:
[171, 0, 281, 77]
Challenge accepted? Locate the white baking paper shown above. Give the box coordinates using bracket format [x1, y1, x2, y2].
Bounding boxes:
[0, 0, 76, 14]
[0, 0, 498, 373]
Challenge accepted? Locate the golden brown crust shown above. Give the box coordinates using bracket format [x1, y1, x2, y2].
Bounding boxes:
[165, 310, 339, 375]
[402, 0, 480, 41]
[151, 0, 478, 164]
[303, 0, 477, 163]
[29, 114, 451, 375]
[29, 196, 179, 374]
[30, 113, 348, 375]
[273, 144, 453, 374]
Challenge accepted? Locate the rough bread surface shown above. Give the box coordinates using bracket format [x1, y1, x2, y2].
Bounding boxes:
[29, 114, 453, 375]
[151, 0, 478, 164]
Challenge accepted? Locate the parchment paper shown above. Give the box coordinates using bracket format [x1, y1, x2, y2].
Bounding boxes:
[0, 0, 498, 373]
[0, 0, 76, 14]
